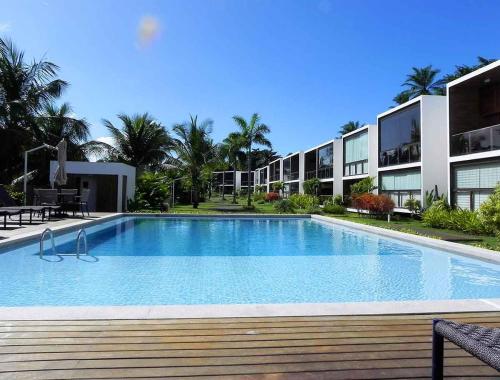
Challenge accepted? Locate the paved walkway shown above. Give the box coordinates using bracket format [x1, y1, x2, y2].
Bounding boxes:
[0, 212, 114, 241]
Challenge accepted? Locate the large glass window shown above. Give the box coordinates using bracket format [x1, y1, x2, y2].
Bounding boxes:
[318, 144, 333, 179]
[304, 150, 317, 179]
[344, 130, 368, 176]
[258, 168, 267, 185]
[379, 103, 421, 167]
[269, 160, 281, 182]
[453, 161, 500, 210]
[379, 169, 421, 208]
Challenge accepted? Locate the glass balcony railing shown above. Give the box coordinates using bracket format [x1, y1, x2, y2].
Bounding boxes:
[344, 159, 368, 177]
[318, 166, 333, 179]
[379, 142, 420, 167]
[283, 171, 299, 182]
[451, 124, 500, 156]
[380, 190, 421, 209]
[305, 170, 316, 180]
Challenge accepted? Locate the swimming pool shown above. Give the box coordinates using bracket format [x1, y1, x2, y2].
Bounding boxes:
[0, 216, 499, 307]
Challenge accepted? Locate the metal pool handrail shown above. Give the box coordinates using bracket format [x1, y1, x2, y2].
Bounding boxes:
[76, 228, 87, 259]
[40, 228, 56, 258]
[39, 227, 88, 259]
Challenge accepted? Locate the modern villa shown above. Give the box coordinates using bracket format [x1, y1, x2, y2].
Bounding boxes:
[377, 95, 448, 210]
[447, 60, 500, 210]
[282, 151, 302, 196]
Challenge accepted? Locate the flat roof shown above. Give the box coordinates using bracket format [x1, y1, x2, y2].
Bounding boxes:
[447, 60, 500, 88]
[341, 124, 372, 139]
[304, 139, 336, 153]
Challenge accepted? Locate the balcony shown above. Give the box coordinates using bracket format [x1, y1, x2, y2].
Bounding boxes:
[344, 159, 368, 177]
[450, 124, 500, 156]
[318, 166, 333, 179]
[380, 190, 421, 209]
[379, 142, 420, 167]
[284, 171, 299, 182]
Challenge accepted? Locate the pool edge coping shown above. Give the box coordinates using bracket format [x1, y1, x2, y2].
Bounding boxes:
[0, 299, 499, 320]
[311, 214, 500, 264]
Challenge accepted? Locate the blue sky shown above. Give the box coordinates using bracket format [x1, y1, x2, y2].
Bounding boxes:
[1, 0, 499, 155]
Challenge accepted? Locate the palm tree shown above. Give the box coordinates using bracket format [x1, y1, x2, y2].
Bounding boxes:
[442, 56, 496, 84]
[338, 121, 361, 136]
[100, 113, 171, 174]
[402, 65, 444, 98]
[220, 132, 245, 204]
[37, 103, 92, 161]
[232, 113, 271, 207]
[0, 37, 67, 182]
[393, 90, 412, 105]
[169, 115, 216, 208]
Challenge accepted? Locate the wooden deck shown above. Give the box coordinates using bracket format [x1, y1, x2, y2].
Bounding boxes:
[0, 312, 499, 379]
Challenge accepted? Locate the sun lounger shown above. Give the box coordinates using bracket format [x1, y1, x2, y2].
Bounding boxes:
[432, 319, 500, 379]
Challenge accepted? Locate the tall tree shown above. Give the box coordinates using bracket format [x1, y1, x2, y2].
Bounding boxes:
[220, 132, 245, 204]
[169, 115, 216, 208]
[232, 113, 271, 207]
[392, 90, 412, 105]
[338, 121, 362, 136]
[37, 103, 91, 161]
[101, 113, 171, 174]
[402, 65, 444, 98]
[250, 148, 279, 170]
[441, 56, 496, 84]
[0, 37, 67, 182]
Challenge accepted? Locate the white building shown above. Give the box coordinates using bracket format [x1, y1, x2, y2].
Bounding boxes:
[303, 139, 335, 200]
[49, 161, 136, 212]
[447, 60, 500, 210]
[337, 124, 378, 200]
[376, 95, 448, 211]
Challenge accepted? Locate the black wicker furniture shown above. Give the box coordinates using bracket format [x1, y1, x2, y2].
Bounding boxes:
[432, 318, 500, 379]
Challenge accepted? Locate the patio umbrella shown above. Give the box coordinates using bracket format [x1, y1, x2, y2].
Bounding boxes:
[53, 139, 67, 186]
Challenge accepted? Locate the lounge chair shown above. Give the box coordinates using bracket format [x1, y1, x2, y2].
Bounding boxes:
[432, 319, 500, 379]
[0, 186, 58, 226]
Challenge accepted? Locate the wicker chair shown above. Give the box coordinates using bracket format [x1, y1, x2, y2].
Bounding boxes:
[432, 319, 500, 379]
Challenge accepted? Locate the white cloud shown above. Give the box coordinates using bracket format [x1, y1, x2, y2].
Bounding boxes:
[96, 136, 114, 146]
[137, 15, 161, 49]
[0, 22, 11, 32]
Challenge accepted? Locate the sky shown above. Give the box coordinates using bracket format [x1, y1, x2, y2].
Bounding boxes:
[1, 0, 500, 156]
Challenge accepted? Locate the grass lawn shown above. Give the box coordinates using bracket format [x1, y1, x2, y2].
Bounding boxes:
[326, 212, 500, 252]
[170, 196, 276, 214]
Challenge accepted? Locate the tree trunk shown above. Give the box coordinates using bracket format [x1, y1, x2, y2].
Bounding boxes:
[247, 144, 252, 207]
[221, 172, 225, 200]
[232, 165, 237, 204]
[192, 175, 199, 209]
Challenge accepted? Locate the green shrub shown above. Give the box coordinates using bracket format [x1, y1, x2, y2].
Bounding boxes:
[253, 192, 266, 202]
[350, 176, 377, 196]
[333, 194, 343, 205]
[479, 184, 500, 236]
[447, 209, 486, 235]
[289, 193, 319, 210]
[273, 199, 295, 214]
[130, 172, 169, 211]
[271, 181, 284, 192]
[303, 178, 320, 195]
[324, 203, 346, 214]
[422, 207, 449, 229]
[305, 206, 322, 214]
[404, 194, 421, 217]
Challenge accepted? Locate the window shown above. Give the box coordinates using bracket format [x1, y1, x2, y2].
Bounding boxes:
[269, 160, 281, 182]
[318, 144, 333, 179]
[379, 169, 421, 208]
[258, 168, 267, 185]
[453, 161, 500, 210]
[344, 130, 368, 176]
[379, 103, 421, 167]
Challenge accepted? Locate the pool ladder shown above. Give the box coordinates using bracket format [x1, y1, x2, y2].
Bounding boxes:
[39, 228, 88, 259]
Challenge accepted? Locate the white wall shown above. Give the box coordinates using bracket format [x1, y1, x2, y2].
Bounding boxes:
[367, 124, 378, 192]
[49, 161, 136, 212]
[333, 139, 343, 195]
[421, 96, 448, 200]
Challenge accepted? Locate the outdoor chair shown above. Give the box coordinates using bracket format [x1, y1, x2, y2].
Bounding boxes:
[432, 319, 500, 379]
[0, 185, 56, 226]
[36, 189, 61, 218]
[75, 188, 90, 217]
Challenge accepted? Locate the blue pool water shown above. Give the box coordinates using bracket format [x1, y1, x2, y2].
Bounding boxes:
[0, 216, 499, 306]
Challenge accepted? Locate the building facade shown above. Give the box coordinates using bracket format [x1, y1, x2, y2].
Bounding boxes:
[447, 61, 500, 210]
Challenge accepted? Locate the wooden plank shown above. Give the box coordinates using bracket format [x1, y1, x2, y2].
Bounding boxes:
[0, 311, 498, 326]
[0, 361, 497, 380]
[0, 318, 500, 338]
[0, 312, 498, 379]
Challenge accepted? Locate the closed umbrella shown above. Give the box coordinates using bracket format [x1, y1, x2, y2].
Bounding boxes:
[53, 139, 67, 186]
